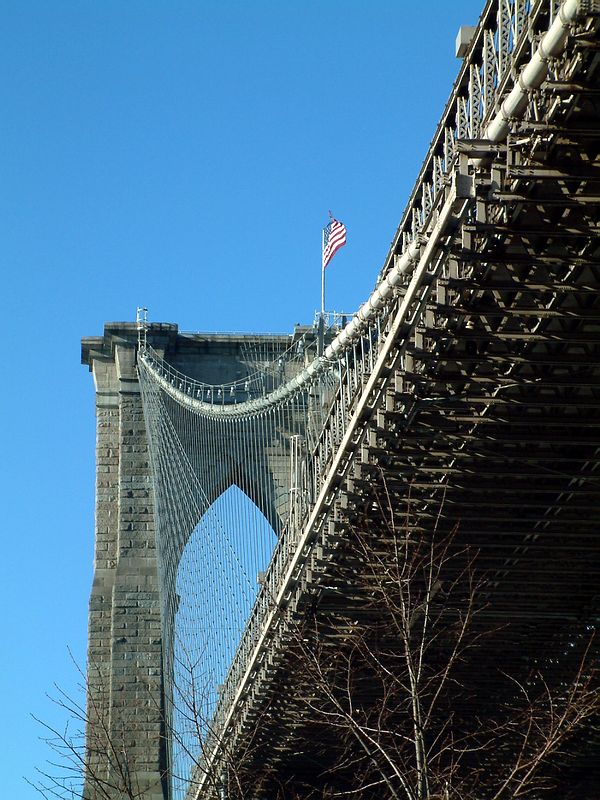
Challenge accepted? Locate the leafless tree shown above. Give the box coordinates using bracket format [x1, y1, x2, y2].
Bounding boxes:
[30, 653, 151, 800]
[32, 492, 599, 800]
[30, 646, 262, 800]
[271, 490, 600, 800]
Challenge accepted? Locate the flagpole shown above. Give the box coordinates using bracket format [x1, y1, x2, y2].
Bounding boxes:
[320, 213, 346, 352]
[321, 227, 325, 317]
[319, 226, 325, 356]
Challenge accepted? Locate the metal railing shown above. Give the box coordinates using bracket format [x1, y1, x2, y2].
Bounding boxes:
[139, 0, 593, 794]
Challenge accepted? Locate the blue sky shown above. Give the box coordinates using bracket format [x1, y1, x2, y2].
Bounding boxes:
[1, 1, 483, 795]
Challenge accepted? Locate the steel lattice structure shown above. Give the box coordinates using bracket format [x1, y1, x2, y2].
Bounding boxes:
[82, 1, 600, 798]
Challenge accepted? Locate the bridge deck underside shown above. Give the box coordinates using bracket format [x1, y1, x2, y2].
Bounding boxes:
[200, 22, 600, 800]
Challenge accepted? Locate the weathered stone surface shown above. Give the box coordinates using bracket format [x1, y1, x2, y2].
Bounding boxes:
[83, 324, 171, 800]
[81, 322, 307, 799]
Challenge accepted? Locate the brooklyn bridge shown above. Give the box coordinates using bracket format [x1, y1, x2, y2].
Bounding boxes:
[81, 1, 600, 797]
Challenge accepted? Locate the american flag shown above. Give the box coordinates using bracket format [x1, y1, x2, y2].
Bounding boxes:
[322, 215, 347, 269]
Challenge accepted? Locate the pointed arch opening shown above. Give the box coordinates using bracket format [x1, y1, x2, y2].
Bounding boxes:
[170, 485, 277, 799]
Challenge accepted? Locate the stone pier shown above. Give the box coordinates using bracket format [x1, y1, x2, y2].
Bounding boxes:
[81, 321, 310, 799]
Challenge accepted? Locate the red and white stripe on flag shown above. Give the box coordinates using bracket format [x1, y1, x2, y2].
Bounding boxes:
[322, 217, 347, 268]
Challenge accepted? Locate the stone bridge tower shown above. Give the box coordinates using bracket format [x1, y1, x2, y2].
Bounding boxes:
[81, 322, 312, 799]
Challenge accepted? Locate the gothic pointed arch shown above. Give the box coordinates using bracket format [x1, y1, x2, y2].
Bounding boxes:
[170, 484, 277, 797]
